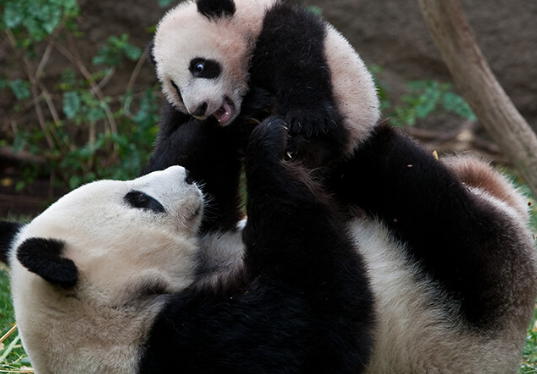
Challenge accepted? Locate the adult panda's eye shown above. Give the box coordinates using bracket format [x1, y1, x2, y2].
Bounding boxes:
[189, 58, 221, 79]
[124, 191, 165, 214]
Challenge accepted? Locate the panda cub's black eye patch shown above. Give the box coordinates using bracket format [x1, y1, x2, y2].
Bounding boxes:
[189, 58, 221, 79]
[125, 191, 165, 214]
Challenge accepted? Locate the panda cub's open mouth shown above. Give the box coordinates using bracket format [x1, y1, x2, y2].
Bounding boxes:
[213, 97, 235, 125]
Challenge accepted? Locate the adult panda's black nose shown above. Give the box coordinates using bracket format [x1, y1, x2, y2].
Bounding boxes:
[185, 169, 194, 185]
[192, 102, 208, 117]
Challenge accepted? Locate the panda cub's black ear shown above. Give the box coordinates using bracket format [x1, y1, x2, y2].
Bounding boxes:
[17, 238, 79, 289]
[0, 221, 23, 265]
[196, 0, 236, 19]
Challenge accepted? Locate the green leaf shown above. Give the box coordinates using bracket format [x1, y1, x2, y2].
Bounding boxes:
[69, 175, 82, 189]
[157, 0, 175, 7]
[92, 34, 142, 67]
[3, 1, 24, 29]
[9, 79, 31, 100]
[442, 91, 477, 121]
[123, 44, 142, 61]
[63, 91, 81, 119]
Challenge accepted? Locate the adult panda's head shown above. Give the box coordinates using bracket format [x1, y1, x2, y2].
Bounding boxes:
[151, 0, 275, 125]
[0, 166, 203, 373]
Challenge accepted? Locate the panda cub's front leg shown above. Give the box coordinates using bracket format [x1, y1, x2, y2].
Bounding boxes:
[250, 3, 349, 167]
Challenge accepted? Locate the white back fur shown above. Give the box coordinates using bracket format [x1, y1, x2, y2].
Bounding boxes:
[322, 24, 379, 152]
[358, 155, 536, 373]
[354, 217, 533, 374]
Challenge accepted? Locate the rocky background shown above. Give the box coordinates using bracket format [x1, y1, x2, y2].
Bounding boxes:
[1, 0, 536, 216]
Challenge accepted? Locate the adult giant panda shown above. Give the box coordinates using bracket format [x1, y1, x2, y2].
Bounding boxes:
[147, 0, 380, 171]
[144, 0, 537, 372]
[142, 113, 537, 373]
[0, 119, 374, 374]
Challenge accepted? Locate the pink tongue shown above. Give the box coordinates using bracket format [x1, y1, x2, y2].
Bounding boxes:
[214, 101, 232, 124]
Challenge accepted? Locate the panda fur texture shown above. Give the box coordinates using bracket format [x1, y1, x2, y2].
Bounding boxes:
[143, 0, 537, 372]
[328, 123, 537, 372]
[146, 114, 537, 373]
[142, 82, 537, 374]
[0, 118, 375, 374]
[147, 0, 380, 172]
[2, 126, 536, 373]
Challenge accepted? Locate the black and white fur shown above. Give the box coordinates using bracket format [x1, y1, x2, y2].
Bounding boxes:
[148, 0, 380, 171]
[144, 1, 537, 372]
[145, 113, 537, 373]
[329, 124, 537, 372]
[2, 126, 536, 373]
[0, 119, 375, 374]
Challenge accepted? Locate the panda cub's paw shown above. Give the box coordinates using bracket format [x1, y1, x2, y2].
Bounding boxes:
[284, 104, 338, 139]
[283, 105, 344, 169]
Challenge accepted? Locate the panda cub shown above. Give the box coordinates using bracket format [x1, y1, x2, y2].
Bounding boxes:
[148, 0, 380, 171]
[0, 119, 374, 374]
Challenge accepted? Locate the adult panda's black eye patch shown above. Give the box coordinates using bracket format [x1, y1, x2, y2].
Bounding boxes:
[189, 58, 221, 79]
[124, 191, 165, 214]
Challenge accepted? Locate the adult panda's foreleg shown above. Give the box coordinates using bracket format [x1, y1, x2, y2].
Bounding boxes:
[330, 122, 537, 330]
[143, 102, 247, 233]
[242, 117, 375, 373]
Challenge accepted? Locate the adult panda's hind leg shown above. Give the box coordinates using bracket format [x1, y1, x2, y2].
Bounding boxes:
[330, 122, 537, 332]
[441, 155, 530, 219]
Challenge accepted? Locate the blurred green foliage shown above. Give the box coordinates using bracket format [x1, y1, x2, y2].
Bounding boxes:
[0, 0, 161, 191]
[370, 65, 477, 126]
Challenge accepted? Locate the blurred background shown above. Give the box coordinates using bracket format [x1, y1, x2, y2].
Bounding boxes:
[0, 0, 536, 216]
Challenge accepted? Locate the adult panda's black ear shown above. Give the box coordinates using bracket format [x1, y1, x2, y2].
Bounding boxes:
[0, 221, 24, 265]
[17, 238, 78, 289]
[146, 41, 156, 66]
[196, 0, 236, 19]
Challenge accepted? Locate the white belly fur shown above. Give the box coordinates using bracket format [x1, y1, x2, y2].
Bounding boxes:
[349, 217, 522, 374]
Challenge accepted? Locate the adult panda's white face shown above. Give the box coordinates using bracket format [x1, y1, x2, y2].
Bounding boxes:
[8, 166, 203, 373]
[152, 0, 273, 126]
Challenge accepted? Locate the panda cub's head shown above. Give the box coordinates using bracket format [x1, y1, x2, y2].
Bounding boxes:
[2, 166, 203, 373]
[152, 0, 275, 125]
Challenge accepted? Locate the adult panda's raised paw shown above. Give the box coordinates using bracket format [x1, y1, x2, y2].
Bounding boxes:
[248, 116, 289, 162]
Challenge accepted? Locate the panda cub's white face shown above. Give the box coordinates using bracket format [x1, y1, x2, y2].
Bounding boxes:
[9, 166, 203, 374]
[153, 0, 267, 126]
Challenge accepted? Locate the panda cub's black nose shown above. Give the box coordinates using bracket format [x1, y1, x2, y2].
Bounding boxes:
[185, 170, 194, 185]
[192, 102, 208, 117]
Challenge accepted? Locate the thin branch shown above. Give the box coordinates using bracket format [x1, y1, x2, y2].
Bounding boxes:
[126, 49, 149, 94]
[65, 34, 118, 135]
[96, 66, 116, 91]
[5, 30, 55, 150]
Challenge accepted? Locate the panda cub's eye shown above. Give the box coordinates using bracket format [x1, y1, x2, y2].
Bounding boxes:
[189, 58, 221, 79]
[124, 191, 165, 214]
